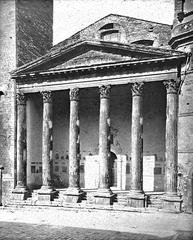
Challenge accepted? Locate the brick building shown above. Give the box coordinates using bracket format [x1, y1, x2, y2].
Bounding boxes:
[0, 0, 193, 212]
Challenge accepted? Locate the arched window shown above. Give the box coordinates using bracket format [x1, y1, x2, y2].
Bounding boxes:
[99, 23, 121, 42]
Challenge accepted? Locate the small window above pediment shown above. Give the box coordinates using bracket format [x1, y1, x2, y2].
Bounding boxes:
[98, 23, 126, 43]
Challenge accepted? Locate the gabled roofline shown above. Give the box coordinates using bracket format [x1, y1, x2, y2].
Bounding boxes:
[12, 52, 187, 79]
[51, 13, 171, 52]
[11, 39, 184, 76]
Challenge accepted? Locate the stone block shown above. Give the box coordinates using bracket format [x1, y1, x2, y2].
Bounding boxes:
[163, 195, 182, 212]
[37, 189, 56, 202]
[94, 189, 115, 205]
[127, 192, 146, 208]
[60, 188, 85, 204]
[94, 195, 115, 205]
[12, 189, 29, 201]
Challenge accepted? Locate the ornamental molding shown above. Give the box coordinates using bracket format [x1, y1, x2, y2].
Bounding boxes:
[16, 93, 26, 105]
[131, 82, 144, 96]
[99, 85, 111, 99]
[70, 88, 79, 101]
[41, 91, 52, 103]
[164, 80, 179, 94]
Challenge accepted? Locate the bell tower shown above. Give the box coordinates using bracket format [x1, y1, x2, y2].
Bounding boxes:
[170, 0, 193, 53]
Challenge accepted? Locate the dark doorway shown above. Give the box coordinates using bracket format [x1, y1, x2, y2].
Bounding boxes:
[109, 152, 117, 187]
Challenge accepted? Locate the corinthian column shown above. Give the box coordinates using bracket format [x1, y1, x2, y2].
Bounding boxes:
[61, 88, 84, 204]
[12, 93, 29, 200]
[127, 82, 145, 208]
[94, 85, 114, 205]
[163, 80, 182, 211]
[38, 91, 55, 201]
[68, 88, 80, 189]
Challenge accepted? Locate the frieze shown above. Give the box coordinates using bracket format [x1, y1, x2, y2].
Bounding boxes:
[16, 93, 26, 105]
[99, 85, 111, 99]
[70, 88, 79, 101]
[164, 80, 179, 94]
[131, 82, 144, 96]
[41, 91, 52, 103]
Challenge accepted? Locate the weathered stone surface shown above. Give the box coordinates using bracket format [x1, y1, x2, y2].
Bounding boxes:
[40, 91, 53, 190]
[16, 0, 53, 66]
[130, 83, 144, 193]
[164, 80, 178, 196]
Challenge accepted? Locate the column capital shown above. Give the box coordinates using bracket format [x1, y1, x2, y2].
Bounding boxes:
[16, 93, 26, 105]
[70, 88, 79, 101]
[131, 82, 144, 96]
[41, 91, 52, 103]
[164, 80, 179, 94]
[99, 85, 111, 99]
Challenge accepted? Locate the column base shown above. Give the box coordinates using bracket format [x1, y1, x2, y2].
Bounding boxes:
[163, 193, 182, 212]
[60, 188, 85, 204]
[127, 190, 146, 208]
[12, 187, 29, 201]
[37, 186, 56, 201]
[94, 188, 115, 205]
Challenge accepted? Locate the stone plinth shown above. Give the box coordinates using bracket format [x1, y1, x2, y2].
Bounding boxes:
[163, 194, 182, 212]
[94, 189, 115, 205]
[12, 187, 29, 201]
[60, 188, 85, 204]
[37, 188, 56, 201]
[127, 191, 146, 208]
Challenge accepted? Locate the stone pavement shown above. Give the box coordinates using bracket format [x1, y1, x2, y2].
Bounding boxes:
[0, 206, 192, 239]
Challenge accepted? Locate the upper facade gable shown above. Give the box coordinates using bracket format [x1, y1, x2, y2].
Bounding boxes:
[12, 40, 184, 76]
[49, 49, 136, 70]
[12, 14, 180, 76]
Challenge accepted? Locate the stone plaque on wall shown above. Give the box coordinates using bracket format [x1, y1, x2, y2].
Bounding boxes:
[143, 155, 156, 191]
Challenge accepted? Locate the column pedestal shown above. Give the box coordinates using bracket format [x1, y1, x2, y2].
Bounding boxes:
[61, 188, 85, 204]
[60, 88, 84, 204]
[127, 190, 146, 208]
[12, 93, 29, 201]
[163, 194, 182, 212]
[163, 80, 182, 212]
[94, 85, 115, 205]
[94, 188, 115, 205]
[125, 83, 146, 208]
[37, 91, 55, 202]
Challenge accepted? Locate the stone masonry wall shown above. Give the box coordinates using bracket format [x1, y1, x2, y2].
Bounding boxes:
[0, 0, 53, 204]
[178, 71, 193, 212]
[0, 0, 17, 204]
[16, 0, 53, 66]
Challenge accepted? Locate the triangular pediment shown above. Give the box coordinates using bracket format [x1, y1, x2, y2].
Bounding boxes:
[12, 40, 182, 76]
[49, 49, 137, 70]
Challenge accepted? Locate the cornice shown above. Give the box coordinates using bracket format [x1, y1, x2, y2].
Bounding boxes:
[12, 54, 186, 82]
[11, 40, 185, 77]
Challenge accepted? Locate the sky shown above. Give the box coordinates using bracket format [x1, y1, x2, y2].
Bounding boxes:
[53, 0, 174, 44]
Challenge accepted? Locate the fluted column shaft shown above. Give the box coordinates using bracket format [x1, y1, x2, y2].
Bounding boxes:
[41, 91, 53, 190]
[69, 88, 80, 189]
[16, 93, 27, 189]
[164, 80, 178, 196]
[98, 85, 111, 190]
[130, 83, 144, 193]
